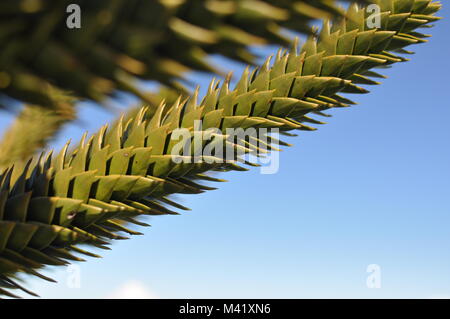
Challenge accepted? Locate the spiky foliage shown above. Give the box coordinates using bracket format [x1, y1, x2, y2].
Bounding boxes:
[0, 0, 441, 297]
[0, 89, 76, 169]
[0, 0, 368, 170]
[0, 0, 368, 111]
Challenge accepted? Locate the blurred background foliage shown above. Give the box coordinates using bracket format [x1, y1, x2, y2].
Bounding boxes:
[0, 0, 368, 168]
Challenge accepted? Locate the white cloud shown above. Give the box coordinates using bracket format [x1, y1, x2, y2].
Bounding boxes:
[428, 294, 450, 299]
[106, 280, 159, 299]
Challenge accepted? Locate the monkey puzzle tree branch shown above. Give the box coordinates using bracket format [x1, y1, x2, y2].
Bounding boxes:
[0, 89, 76, 170]
[0, 0, 369, 112]
[0, 0, 441, 297]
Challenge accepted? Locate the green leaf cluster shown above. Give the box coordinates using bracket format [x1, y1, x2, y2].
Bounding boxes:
[0, 0, 441, 297]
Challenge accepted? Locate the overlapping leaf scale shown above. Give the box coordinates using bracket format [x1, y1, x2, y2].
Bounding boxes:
[0, 0, 368, 111]
[0, 0, 440, 297]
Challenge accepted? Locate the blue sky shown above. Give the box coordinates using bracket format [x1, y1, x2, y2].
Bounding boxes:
[1, 4, 449, 299]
